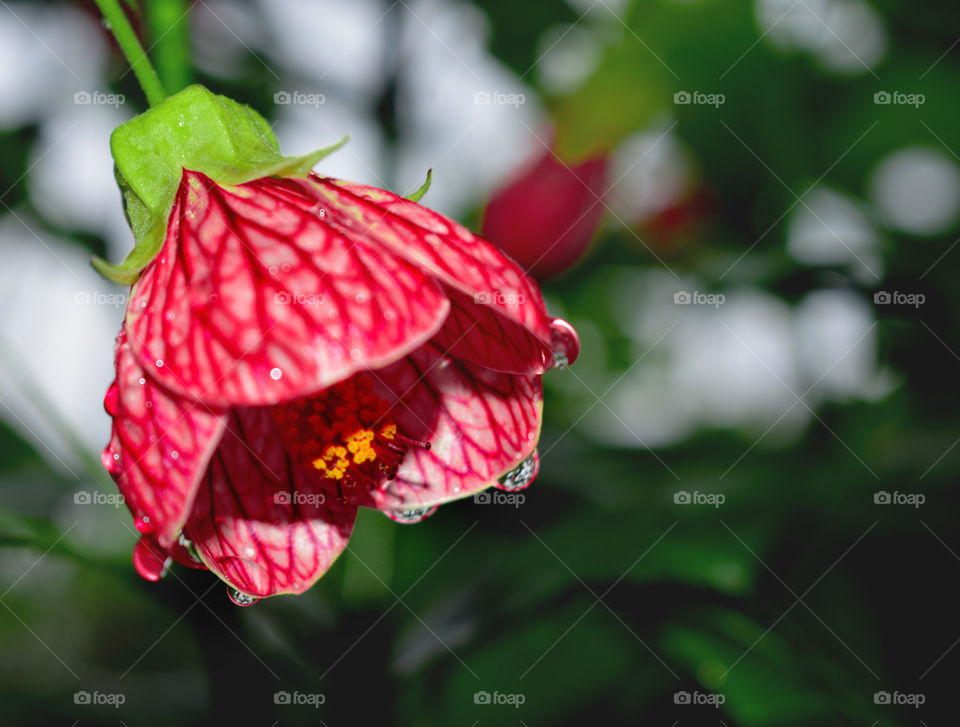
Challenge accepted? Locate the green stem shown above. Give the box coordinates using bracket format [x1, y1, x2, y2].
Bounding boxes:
[93, 0, 167, 107]
[145, 0, 192, 95]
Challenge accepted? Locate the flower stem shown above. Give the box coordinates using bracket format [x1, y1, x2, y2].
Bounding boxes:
[93, 0, 166, 107]
[145, 0, 192, 95]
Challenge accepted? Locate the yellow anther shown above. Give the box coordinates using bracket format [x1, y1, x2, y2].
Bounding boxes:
[380, 424, 397, 440]
[313, 445, 349, 480]
[346, 428, 377, 464]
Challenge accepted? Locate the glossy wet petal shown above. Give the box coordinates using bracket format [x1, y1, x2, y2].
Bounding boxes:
[184, 407, 357, 598]
[125, 170, 450, 407]
[104, 328, 227, 549]
[270, 176, 554, 353]
[351, 343, 543, 511]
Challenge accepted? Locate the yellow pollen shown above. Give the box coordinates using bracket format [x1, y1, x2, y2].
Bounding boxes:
[346, 428, 377, 464]
[312, 445, 349, 480]
[380, 424, 397, 440]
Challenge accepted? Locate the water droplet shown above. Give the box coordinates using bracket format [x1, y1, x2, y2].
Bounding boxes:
[270, 367, 282, 380]
[385, 505, 438, 524]
[103, 384, 120, 416]
[140, 301, 147, 308]
[138, 377, 146, 386]
[496, 451, 539, 491]
[134, 514, 152, 534]
[549, 318, 580, 369]
[100, 448, 118, 473]
[155, 359, 164, 368]
[355, 293, 367, 304]
[165, 312, 176, 321]
[133, 537, 170, 581]
[227, 587, 261, 607]
[170, 451, 179, 460]
[350, 349, 361, 360]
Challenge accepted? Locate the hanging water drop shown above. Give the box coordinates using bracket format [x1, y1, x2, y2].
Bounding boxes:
[132, 537, 170, 581]
[549, 318, 580, 369]
[385, 505, 438, 524]
[134, 514, 152, 534]
[177, 533, 203, 565]
[496, 451, 539, 491]
[103, 384, 120, 416]
[227, 587, 261, 607]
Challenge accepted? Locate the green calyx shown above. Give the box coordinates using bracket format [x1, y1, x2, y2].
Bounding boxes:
[94, 84, 347, 285]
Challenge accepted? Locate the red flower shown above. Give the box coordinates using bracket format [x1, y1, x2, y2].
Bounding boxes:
[482, 145, 608, 279]
[102, 169, 579, 601]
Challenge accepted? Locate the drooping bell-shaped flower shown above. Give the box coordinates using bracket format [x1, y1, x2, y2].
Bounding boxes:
[482, 143, 608, 279]
[97, 85, 579, 601]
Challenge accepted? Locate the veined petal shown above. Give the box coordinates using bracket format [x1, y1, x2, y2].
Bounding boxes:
[185, 407, 357, 598]
[267, 176, 554, 358]
[103, 328, 227, 549]
[429, 288, 552, 374]
[125, 170, 450, 407]
[355, 343, 543, 511]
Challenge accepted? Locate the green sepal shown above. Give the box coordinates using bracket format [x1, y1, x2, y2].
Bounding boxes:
[93, 84, 348, 285]
[406, 168, 433, 203]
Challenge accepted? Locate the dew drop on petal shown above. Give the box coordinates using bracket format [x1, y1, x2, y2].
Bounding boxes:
[177, 533, 203, 564]
[496, 451, 539, 492]
[155, 359, 164, 368]
[103, 384, 120, 416]
[100, 448, 118, 474]
[134, 514, 153, 534]
[385, 505, 439, 524]
[227, 587, 261, 607]
[549, 318, 580, 369]
[170, 451, 179, 460]
[355, 293, 367, 304]
[133, 537, 170, 581]
[138, 377, 146, 386]
[350, 349, 361, 360]
[270, 367, 283, 381]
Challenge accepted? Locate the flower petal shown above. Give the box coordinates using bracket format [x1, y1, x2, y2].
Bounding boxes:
[429, 288, 552, 374]
[185, 407, 357, 597]
[103, 328, 227, 550]
[271, 176, 554, 357]
[355, 343, 543, 511]
[125, 170, 450, 407]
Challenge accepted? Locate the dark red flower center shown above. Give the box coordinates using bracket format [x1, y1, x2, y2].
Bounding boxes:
[271, 374, 429, 499]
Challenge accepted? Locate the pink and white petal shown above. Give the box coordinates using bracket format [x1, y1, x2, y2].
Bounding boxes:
[269, 176, 554, 355]
[125, 170, 450, 408]
[360, 343, 543, 511]
[429, 288, 552, 375]
[184, 407, 357, 598]
[103, 328, 227, 550]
